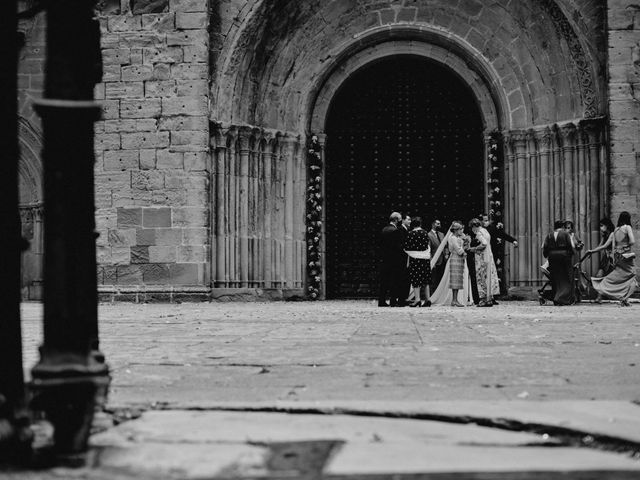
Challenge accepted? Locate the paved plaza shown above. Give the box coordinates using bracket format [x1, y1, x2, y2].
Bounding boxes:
[21, 300, 640, 404]
[9, 300, 640, 479]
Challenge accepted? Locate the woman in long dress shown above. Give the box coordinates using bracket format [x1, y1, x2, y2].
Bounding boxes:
[542, 220, 575, 305]
[404, 217, 432, 307]
[469, 218, 500, 307]
[447, 222, 467, 307]
[429, 222, 472, 306]
[588, 211, 638, 306]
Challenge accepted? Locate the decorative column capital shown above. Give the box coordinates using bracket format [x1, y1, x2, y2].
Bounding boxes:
[559, 122, 577, 149]
[504, 130, 528, 157]
[238, 126, 253, 152]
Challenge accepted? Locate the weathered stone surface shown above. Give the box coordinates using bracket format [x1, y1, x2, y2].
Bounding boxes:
[175, 12, 207, 29]
[106, 81, 145, 99]
[161, 96, 208, 116]
[141, 12, 176, 31]
[156, 150, 184, 169]
[140, 263, 172, 283]
[96, 133, 121, 151]
[136, 228, 157, 246]
[145, 80, 178, 97]
[170, 0, 208, 13]
[104, 119, 157, 133]
[184, 152, 207, 171]
[169, 263, 200, 284]
[182, 227, 207, 245]
[132, 0, 169, 15]
[108, 228, 137, 247]
[108, 15, 143, 32]
[169, 63, 207, 79]
[121, 131, 170, 149]
[157, 115, 207, 131]
[143, 207, 172, 227]
[112, 246, 132, 265]
[121, 65, 154, 82]
[143, 46, 184, 64]
[120, 99, 162, 119]
[131, 245, 150, 263]
[177, 245, 205, 263]
[117, 208, 143, 228]
[149, 245, 177, 262]
[139, 149, 157, 169]
[132, 170, 165, 190]
[172, 207, 207, 227]
[155, 227, 183, 245]
[166, 30, 208, 46]
[104, 150, 140, 171]
[116, 264, 144, 284]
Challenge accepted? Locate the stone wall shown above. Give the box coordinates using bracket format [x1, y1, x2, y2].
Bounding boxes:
[607, 1, 640, 248]
[94, 0, 210, 301]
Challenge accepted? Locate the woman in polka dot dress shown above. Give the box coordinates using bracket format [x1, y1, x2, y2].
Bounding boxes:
[404, 217, 432, 307]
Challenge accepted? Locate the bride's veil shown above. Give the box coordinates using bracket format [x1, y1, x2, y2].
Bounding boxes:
[429, 223, 472, 306]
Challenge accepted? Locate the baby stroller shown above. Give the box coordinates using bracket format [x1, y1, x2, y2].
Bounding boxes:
[538, 252, 597, 305]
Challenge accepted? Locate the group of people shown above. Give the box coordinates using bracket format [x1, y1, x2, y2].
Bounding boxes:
[378, 212, 518, 308]
[541, 211, 638, 306]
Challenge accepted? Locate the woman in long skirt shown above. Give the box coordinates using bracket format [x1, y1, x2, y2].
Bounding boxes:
[588, 211, 638, 306]
[447, 221, 467, 307]
[542, 220, 575, 305]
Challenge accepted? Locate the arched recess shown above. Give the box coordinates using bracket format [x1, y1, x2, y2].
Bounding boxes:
[18, 117, 44, 300]
[307, 34, 506, 298]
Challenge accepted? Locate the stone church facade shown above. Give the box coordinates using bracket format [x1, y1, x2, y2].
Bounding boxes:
[16, 0, 640, 301]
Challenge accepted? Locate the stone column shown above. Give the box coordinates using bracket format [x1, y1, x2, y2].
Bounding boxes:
[211, 126, 227, 288]
[31, 0, 109, 454]
[538, 128, 553, 241]
[0, 0, 31, 458]
[262, 134, 276, 288]
[282, 133, 299, 288]
[238, 127, 251, 288]
[511, 132, 528, 285]
[560, 123, 577, 225]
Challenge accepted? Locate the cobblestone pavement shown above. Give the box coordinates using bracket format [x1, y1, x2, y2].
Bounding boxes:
[19, 300, 640, 406]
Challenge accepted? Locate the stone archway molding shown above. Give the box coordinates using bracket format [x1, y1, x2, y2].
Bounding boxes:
[307, 25, 508, 134]
[18, 116, 43, 204]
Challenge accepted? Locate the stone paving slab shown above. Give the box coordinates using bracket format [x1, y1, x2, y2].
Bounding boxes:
[85, 410, 640, 478]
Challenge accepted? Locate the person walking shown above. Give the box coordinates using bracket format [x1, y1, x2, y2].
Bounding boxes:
[588, 211, 638, 306]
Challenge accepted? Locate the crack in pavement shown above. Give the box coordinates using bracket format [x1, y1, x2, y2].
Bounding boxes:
[102, 404, 640, 460]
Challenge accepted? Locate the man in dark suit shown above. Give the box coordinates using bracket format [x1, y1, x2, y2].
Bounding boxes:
[378, 212, 405, 307]
[427, 219, 447, 291]
[398, 214, 411, 302]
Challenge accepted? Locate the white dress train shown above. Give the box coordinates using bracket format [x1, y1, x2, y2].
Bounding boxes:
[428, 227, 473, 306]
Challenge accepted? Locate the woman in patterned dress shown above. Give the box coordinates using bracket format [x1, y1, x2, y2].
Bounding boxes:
[448, 221, 467, 307]
[404, 217, 432, 307]
[469, 218, 500, 307]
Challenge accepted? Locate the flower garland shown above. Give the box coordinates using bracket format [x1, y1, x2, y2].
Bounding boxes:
[486, 132, 505, 277]
[306, 135, 323, 299]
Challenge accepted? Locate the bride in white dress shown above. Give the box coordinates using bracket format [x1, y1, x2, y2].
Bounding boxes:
[429, 223, 473, 306]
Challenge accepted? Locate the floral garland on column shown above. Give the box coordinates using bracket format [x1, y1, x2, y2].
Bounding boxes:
[306, 135, 323, 300]
[487, 132, 505, 277]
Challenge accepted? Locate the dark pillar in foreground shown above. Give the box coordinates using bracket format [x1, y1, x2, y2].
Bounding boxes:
[0, 0, 32, 461]
[31, 0, 110, 456]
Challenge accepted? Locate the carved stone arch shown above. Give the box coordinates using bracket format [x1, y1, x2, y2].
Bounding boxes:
[306, 26, 508, 135]
[18, 116, 43, 204]
[17, 116, 44, 300]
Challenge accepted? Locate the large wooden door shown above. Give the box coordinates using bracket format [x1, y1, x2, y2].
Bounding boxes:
[325, 55, 484, 298]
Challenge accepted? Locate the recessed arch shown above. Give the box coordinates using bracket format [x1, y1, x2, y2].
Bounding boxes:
[306, 26, 507, 135]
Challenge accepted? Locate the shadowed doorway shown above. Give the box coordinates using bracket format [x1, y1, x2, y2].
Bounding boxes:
[324, 55, 484, 298]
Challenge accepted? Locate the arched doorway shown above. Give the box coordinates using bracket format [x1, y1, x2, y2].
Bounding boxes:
[324, 55, 485, 298]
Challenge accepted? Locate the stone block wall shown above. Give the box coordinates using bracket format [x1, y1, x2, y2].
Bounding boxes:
[607, 1, 640, 255]
[94, 0, 210, 300]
